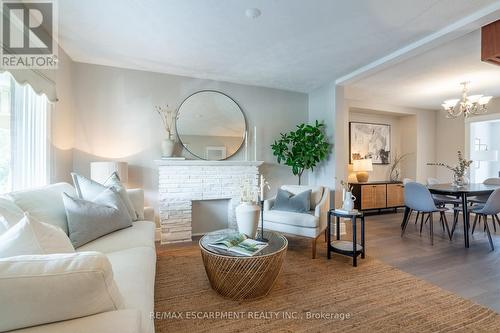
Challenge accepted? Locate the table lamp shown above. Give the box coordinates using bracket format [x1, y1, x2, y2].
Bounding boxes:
[90, 161, 128, 184]
[353, 159, 373, 183]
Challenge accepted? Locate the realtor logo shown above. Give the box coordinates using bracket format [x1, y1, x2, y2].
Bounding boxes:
[1, 0, 58, 69]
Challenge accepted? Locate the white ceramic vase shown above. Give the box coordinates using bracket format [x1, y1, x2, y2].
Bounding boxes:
[342, 191, 356, 211]
[235, 201, 260, 238]
[161, 138, 175, 158]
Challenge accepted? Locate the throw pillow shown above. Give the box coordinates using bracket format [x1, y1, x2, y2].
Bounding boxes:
[272, 189, 312, 213]
[0, 213, 75, 258]
[63, 188, 133, 248]
[71, 172, 139, 221]
[0, 251, 124, 332]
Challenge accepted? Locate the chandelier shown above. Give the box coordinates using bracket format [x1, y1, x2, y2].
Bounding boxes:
[442, 82, 492, 119]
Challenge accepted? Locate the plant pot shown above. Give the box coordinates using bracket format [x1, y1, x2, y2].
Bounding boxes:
[161, 138, 175, 158]
[235, 202, 260, 238]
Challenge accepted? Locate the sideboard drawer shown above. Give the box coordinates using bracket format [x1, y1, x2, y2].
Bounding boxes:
[387, 184, 405, 207]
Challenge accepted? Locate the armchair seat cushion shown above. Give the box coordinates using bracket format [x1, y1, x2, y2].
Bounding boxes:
[264, 209, 319, 228]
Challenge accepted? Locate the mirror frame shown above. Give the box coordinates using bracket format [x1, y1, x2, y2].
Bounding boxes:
[175, 90, 247, 160]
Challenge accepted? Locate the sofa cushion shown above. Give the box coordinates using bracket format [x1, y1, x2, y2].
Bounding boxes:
[107, 246, 156, 333]
[0, 213, 74, 258]
[282, 185, 324, 208]
[0, 196, 24, 232]
[77, 221, 155, 253]
[12, 309, 142, 333]
[272, 188, 311, 213]
[7, 183, 76, 234]
[63, 189, 133, 248]
[0, 251, 124, 332]
[72, 172, 138, 221]
[264, 209, 319, 228]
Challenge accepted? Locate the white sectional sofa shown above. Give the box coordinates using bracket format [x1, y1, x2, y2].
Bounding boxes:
[0, 183, 156, 333]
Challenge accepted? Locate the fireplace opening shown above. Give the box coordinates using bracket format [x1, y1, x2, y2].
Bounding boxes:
[192, 199, 230, 236]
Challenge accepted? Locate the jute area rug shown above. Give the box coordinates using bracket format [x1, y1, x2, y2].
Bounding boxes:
[154, 237, 500, 332]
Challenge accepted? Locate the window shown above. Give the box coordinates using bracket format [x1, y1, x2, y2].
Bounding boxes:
[0, 72, 51, 193]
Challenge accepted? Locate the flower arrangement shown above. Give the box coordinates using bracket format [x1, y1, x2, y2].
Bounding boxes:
[340, 180, 353, 193]
[155, 105, 177, 139]
[427, 151, 473, 186]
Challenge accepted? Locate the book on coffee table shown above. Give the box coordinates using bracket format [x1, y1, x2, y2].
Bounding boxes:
[208, 233, 268, 256]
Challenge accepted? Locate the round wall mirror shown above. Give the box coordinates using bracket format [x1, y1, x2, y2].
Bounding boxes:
[176, 91, 246, 160]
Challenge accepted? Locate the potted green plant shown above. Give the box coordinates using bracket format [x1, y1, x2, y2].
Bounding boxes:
[427, 151, 473, 187]
[271, 121, 330, 185]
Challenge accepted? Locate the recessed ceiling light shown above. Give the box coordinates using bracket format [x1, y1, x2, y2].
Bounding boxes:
[245, 8, 261, 19]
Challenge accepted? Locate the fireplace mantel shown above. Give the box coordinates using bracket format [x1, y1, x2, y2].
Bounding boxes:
[156, 160, 264, 243]
[155, 160, 263, 167]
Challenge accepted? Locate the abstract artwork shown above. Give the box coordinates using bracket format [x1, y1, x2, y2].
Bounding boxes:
[349, 122, 391, 164]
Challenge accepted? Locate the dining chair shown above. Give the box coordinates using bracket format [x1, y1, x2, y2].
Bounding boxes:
[468, 188, 500, 251]
[427, 178, 462, 207]
[401, 182, 451, 245]
[469, 178, 500, 232]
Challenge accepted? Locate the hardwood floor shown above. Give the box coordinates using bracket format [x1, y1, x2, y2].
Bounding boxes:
[362, 210, 500, 312]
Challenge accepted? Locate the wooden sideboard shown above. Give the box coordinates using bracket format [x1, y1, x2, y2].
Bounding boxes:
[351, 181, 404, 213]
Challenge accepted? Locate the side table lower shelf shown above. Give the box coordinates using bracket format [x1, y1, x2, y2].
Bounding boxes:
[327, 210, 366, 267]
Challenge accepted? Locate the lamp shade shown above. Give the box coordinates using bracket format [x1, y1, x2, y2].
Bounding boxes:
[90, 161, 128, 184]
[471, 150, 498, 162]
[353, 159, 373, 172]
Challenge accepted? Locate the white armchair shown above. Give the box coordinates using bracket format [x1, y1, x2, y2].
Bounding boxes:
[263, 185, 334, 258]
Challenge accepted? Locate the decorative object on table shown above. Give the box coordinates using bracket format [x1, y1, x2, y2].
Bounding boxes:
[427, 151, 473, 187]
[90, 161, 128, 185]
[441, 82, 492, 119]
[340, 180, 356, 211]
[155, 105, 177, 158]
[175, 90, 246, 160]
[206, 232, 268, 256]
[349, 122, 390, 164]
[199, 229, 287, 300]
[256, 174, 270, 242]
[235, 177, 259, 238]
[271, 120, 329, 185]
[389, 153, 411, 182]
[352, 159, 373, 183]
[327, 209, 365, 267]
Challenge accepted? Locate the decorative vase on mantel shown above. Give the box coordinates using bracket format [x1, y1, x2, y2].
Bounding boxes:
[235, 201, 260, 238]
[161, 132, 175, 158]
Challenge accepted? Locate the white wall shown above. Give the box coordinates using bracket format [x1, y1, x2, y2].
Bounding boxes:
[51, 47, 76, 184]
[348, 110, 402, 181]
[70, 62, 308, 224]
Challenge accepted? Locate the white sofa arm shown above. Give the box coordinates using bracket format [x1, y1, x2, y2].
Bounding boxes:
[126, 189, 145, 220]
[314, 188, 330, 231]
[263, 198, 275, 211]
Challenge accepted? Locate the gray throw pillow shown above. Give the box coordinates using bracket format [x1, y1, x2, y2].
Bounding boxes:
[272, 189, 311, 213]
[62, 188, 132, 248]
[71, 172, 138, 221]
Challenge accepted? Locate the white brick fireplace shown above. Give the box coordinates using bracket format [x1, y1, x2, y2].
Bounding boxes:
[156, 160, 263, 244]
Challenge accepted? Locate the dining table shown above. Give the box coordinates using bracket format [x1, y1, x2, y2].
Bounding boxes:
[427, 183, 500, 248]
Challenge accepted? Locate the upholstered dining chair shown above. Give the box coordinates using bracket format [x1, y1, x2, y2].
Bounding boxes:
[469, 178, 500, 232]
[427, 178, 462, 207]
[468, 188, 500, 251]
[401, 182, 451, 245]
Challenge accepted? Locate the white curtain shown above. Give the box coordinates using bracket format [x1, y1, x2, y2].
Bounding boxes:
[11, 79, 51, 190]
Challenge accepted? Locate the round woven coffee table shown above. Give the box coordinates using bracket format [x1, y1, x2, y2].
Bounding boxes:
[199, 229, 287, 300]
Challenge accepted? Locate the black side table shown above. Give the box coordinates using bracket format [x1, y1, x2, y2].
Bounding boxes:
[327, 209, 365, 267]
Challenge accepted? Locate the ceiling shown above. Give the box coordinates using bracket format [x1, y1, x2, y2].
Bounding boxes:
[57, 0, 498, 93]
[345, 29, 500, 110]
